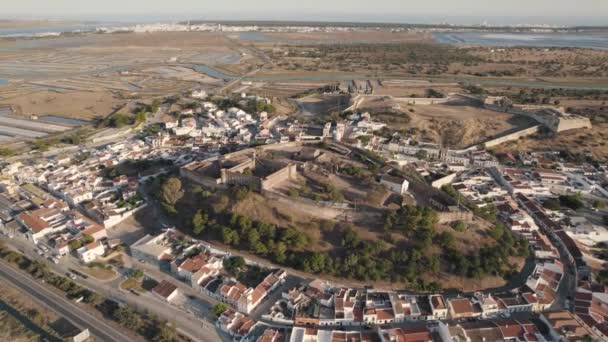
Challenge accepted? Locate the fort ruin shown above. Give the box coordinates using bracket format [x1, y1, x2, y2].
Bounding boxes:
[484, 96, 592, 133]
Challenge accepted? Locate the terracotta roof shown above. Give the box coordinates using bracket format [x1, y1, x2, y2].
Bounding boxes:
[376, 309, 395, 321]
[522, 293, 538, 304]
[153, 280, 178, 299]
[449, 298, 475, 315]
[85, 241, 101, 250]
[430, 295, 446, 310]
[576, 292, 593, 301]
[17, 211, 50, 233]
[384, 327, 432, 342]
[495, 320, 524, 339]
[534, 168, 560, 175]
[81, 223, 105, 238]
[179, 255, 207, 273]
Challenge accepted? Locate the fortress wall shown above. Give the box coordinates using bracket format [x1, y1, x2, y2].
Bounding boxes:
[227, 158, 255, 173]
[393, 97, 450, 105]
[556, 117, 592, 132]
[482, 125, 541, 148]
[180, 166, 225, 189]
[491, 106, 591, 133]
[437, 210, 474, 224]
[261, 164, 297, 191]
[221, 170, 260, 187]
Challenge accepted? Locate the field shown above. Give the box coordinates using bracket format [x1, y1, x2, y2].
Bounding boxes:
[1, 90, 123, 119]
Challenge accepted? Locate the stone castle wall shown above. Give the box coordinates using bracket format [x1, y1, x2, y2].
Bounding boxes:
[261, 164, 297, 191]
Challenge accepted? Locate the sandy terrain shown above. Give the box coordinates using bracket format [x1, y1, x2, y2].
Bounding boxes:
[494, 123, 608, 160]
[391, 99, 536, 148]
[1, 90, 124, 120]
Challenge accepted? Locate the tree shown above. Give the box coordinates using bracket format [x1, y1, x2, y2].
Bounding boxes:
[161, 178, 184, 207]
[222, 227, 240, 245]
[425, 88, 445, 98]
[153, 323, 178, 342]
[209, 303, 229, 319]
[82, 290, 104, 305]
[559, 194, 584, 210]
[437, 231, 455, 248]
[223, 256, 245, 275]
[304, 253, 326, 273]
[105, 113, 131, 128]
[81, 234, 94, 244]
[150, 99, 162, 114]
[69, 239, 82, 251]
[128, 268, 145, 279]
[192, 210, 208, 235]
[135, 110, 147, 125]
[30, 139, 51, 151]
[543, 198, 561, 211]
[341, 226, 361, 249]
[593, 200, 606, 210]
[113, 306, 143, 331]
[488, 224, 505, 240]
[0, 147, 14, 157]
[597, 270, 608, 286]
[415, 149, 428, 160]
[271, 242, 288, 263]
[452, 220, 467, 232]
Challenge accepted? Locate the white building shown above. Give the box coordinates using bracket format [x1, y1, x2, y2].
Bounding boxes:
[380, 175, 409, 195]
[77, 241, 106, 263]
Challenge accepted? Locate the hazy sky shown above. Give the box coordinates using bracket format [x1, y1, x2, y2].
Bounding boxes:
[3, 0, 608, 25]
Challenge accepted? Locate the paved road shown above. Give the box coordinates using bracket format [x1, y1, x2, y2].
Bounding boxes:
[0, 260, 134, 342]
[4, 236, 225, 342]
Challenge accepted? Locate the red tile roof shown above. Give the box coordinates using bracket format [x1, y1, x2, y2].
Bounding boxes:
[153, 280, 178, 299]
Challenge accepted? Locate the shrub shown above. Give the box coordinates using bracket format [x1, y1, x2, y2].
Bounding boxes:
[209, 303, 229, 319]
[452, 221, 467, 232]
